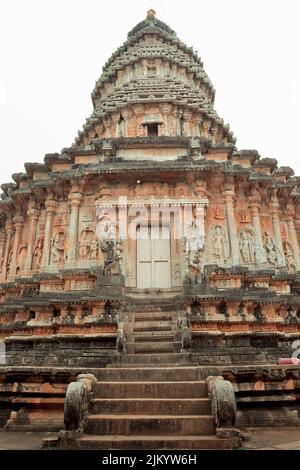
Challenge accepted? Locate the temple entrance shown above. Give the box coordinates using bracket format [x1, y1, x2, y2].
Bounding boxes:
[136, 226, 171, 288]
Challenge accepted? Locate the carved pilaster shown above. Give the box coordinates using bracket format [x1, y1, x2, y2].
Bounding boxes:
[249, 194, 267, 265]
[2, 219, 13, 281]
[287, 203, 300, 271]
[8, 215, 24, 279]
[223, 190, 239, 266]
[270, 191, 285, 266]
[41, 198, 57, 271]
[67, 191, 83, 267]
[24, 208, 39, 274]
[122, 109, 133, 137]
[0, 228, 7, 279]
[182, 110, 192, 137]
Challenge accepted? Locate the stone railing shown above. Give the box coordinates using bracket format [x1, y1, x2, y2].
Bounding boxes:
[58, 373, 97, 448]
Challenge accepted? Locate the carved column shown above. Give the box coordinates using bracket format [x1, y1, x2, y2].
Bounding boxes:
[8, 215, 24, 279]
[0, 229, 6, 260]
[67, 191, 83, 267]
[182, 110, 192, 136]
[41, 198, 57, 271]
[24, 208, 39, 274]
[175, 110, 182, 136]
[249, 195, 267, 265]
[287, 203, 300, 271]
[223, 190, 239, 266]
[2, 218, 13, 280]
[270, 192, 285, 266]
[0, 228, 7, 280]
[122, 109, 133, 137]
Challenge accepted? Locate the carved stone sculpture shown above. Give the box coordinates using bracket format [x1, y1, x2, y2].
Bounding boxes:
[33, 236, 44, 268]
[263, 231, 283, 266]
[63, 374, 97, 432]
[211, 225, 228, 262]
[239, 228, 255, 264]
[51, 232, 65, 265]
[283, 240, 296, 272]
[206, 376, 237, 428]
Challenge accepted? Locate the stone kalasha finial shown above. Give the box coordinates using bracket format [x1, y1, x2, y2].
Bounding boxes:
[147, 9, 156, 18]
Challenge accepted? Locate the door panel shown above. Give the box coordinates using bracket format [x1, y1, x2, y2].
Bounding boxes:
[136, 226, 171, 288]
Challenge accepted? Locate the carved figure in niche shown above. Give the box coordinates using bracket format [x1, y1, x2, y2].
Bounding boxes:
[51, 232, 65, 265]
[54, 212, 68, 226]
[33, 236, 44, 268]
[90, 240, 98, 260]
[0, 257, 4, 273]
[185, 221, 204, 254]
[213, 206, 225, 220]
[96, 210, 116, 240]
[239, 228, 255, 264]
[100, 240, 121, 275]
[263, 232, 278, 266]
[283, 240, 296, 272]
[79, 228, 99, 261]
[79, 239, 87, 259]
[211, 225, 228, 261]
[240, 211, 251, 223]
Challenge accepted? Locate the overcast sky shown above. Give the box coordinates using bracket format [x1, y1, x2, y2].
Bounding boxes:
[0, 0, 300, 185]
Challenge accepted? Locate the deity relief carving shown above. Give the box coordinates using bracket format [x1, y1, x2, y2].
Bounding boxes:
[79, 229, 100, 261]
[33, 235, 44, 268]
[50, 232, 65, 265]
[239, 211, 251, 223]
[263, 232, 284, 266]
[283, 240, 296, 272]
[100, 240, 121, 275]
[54, 212, 68, 226]
[239, 227, 256, 264]
[211, 225, 229, 262]
[213, 206, 225, 220]
[261, 216, 272, 231]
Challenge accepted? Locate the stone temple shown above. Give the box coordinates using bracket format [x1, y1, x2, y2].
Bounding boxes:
[0, 10, 300, 449]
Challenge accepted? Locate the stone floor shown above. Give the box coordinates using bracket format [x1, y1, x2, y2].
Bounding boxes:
[0, 428, 299, 450]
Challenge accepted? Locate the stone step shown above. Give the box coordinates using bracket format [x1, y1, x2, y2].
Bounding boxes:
[93, 381, 207, 398]
[78, 434, 236, 450]
[134, 313, 177, 322]
[127, 341, 182, 353]
[132, 321, 174, 332]
[84, 415, 215, 436]
[116, 352, 191, 365]
[96, 367, 199, 382]
[91, 398, 211, 415]
[133, 304, 177, 313]
[130, 332, 177, 342]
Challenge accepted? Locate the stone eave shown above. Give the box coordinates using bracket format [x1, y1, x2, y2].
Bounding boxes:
[185, 291, 299, 304]
[24, 162, 49, 179]
[254, 157, 278, 171]
[44, 153, 72, 168]
[11, 173, 28, 184]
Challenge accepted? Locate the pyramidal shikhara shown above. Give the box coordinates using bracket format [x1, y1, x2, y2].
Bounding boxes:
[0, 11, 299, 449]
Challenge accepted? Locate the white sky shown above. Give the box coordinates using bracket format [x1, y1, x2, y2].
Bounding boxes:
[0, 0, 300, 185]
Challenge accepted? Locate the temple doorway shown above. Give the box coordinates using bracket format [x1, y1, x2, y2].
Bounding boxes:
[136, 226, 171, 288]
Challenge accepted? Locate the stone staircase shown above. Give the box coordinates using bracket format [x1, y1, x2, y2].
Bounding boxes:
[77, 366, 237, 449]
[121, 305, 184, 359]
[68, 303, 239, 450]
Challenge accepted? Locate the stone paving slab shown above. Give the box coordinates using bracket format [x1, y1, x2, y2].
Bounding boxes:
[0, 428, 300, 450]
